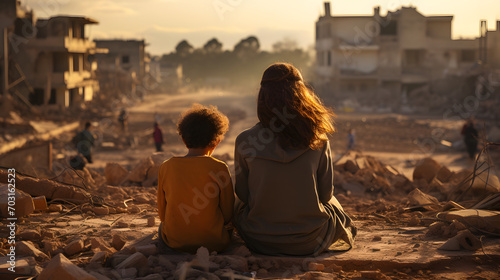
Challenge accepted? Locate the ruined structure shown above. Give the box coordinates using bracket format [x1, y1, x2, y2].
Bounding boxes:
[94, 39, 149, 82]
[314, 2, 484, 108]
[1, 0, 101, 108]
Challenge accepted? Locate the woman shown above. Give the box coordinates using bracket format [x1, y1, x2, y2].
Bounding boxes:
[234, 63, 356, 256]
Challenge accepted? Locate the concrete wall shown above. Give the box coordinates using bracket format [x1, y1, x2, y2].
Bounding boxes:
[95, 40, 146, 80]
[426, 19, 452, 40]
[398, 8, 427, 49]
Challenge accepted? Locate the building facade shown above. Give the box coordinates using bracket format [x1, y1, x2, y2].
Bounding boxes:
[315, 2, 479, 108]
[1, 0, 101, 108]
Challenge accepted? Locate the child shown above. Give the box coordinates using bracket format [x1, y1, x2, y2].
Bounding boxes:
[157, 104, 234, 253]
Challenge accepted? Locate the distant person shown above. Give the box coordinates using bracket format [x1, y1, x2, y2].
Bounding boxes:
[153, 122, 164, 152]
[72, 122, 95, 164]
[157, 104, 234, 254]
[234, 63, 357, 256]
[118, 109, 128, 132]
[461, 118, 479, 160]
[347, 128, 355, 151]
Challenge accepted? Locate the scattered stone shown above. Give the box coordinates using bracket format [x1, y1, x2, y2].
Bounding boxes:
[361, 270, 384, 279]
[117, 267, 137, 278]
[32, 196, 48, 211]
[49, 204, 63, 212]
[37, 254, 97, 280]
[0, 186, 35, 218]
[408, 216, 421, 226]
[90, 251, 108, 263]
[19, 229, 41, 241]
[344, 160, 360, 174]
[92, 206, 109, 215]
[158, 255, 176, 270]
[43, 240, 64, 256]
[64, 239, 85, 256]
[116, 252, 149, 277]
[439, 230, 482, 251]
[147, 217, 156, 227]
[116, 221, 129, 228]
[436, 166, 453, 183]
[408, 188, 439, 206]
[192, 247, 210, 271]
[372, 235, 382, 242]
[104, 163, 129, 186]
[413, 158, 441, 183]
[128, 205, 141, 214]
[128, 157, 154, 183]
[16, 241, 49, 261]
[90, 237, 116, 254]
[308, 262, 325, 271]
[132, 244, 157, 257]
[112, 234, 127, 250]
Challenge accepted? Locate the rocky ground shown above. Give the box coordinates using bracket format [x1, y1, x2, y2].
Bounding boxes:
[1, 89, 500, 279]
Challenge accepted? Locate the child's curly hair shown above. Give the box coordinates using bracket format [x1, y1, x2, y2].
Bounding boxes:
[177, 104, 229, 149]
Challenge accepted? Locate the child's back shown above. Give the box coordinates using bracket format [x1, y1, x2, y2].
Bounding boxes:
[158, 156, 233, 253]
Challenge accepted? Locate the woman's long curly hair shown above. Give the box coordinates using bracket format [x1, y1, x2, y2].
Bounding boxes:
[257, 63, 335, 150]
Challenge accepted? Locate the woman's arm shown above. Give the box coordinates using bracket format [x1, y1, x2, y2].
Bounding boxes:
[157, 165, 166, 222]
[317, 141, 334, 204]
[234, 136, 250, 204]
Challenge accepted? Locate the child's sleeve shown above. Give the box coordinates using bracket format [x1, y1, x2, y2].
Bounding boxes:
[157, 165, 166, 222]
[317, 141, 334, 204]
[217, 166, 235, 224]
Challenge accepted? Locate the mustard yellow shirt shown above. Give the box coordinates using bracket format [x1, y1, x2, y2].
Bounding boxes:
[157, 156, 234, 253]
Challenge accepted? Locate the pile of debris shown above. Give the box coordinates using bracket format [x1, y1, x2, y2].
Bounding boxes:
[0, 151, 499, 279]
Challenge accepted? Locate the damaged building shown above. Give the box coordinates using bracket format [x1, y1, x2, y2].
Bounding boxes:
[1, 0, 102, 108]
[314, 2, 495, 110]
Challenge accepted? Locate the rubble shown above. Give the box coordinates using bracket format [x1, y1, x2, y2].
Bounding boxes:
[37, 254, 97, 280]
[0, 185, 34, 218]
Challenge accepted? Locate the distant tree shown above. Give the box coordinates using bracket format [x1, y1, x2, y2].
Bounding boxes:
[175, 40, 194, 57]
[203, 38, 223, 53]
[234, 36, 260, 56]
[272, 38, 300, 52]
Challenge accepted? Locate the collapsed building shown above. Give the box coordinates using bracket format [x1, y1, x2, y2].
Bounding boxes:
[0, 0, 102, 109]
[314, 2, 500, 111]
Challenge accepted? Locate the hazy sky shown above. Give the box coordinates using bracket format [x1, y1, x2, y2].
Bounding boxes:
[25, 0, 500, 55]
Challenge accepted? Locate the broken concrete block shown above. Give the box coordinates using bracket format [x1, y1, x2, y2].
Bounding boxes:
[408, 188, 439, 206]
[158, 255, 176, 270]
[132, 244, 157, 257]
[88, 271, 112, 280]
[344, 160, 360, 174]
[16, 241, 49, 261]
[90, 237, 116, 255]
[43, 240, 64, 256]
[128, 205, 141, 214]
[139, 273, 164, 280]
[191, 247, 210, 271]
[0, 185, 35, 218]
[112, 234, 127, 251]
[438, 230, 481, 251]
[0, 256, 38, 277]
[117, 267, 137, 278]
[104, 163, 129, 186]
[33, 196, 48, 211]
[436, 166, 453, 183]
[116, 221, 129, 228]
[128, 157, 154, 183]
[19, 229, 41, 241]
[49, 204, 63, 212]
[438, 209, 500, 234]
[147, 217, 156, 227]
[90, 251, 108, 263]
[37, 253, 97, 280]
[64, 238, 85, 256]
[308, 262, 325, 271]
[413, 158, 441, 183]
[115, 252, 148, 277]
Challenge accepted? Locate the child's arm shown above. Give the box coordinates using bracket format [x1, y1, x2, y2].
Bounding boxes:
[218, 167, 235, 225]
[317, 141, 334, 204]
